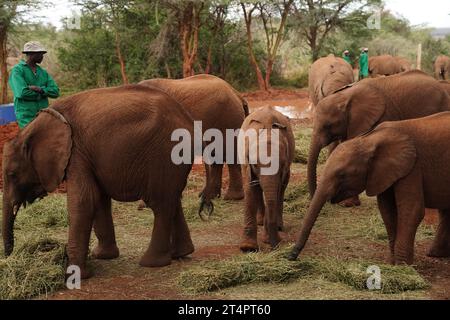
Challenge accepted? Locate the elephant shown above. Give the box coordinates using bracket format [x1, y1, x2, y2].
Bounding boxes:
[439, 80, 450, 96]
[238, 107, 295, 251]
[368, 55, 404, 77]
[307, 70, 450, 205]
[308, 54, 354, 106]
[2, 85, 195, 279]
[290, 112, 450, 265]
[435, 55, 450, 80]
[394, 56, 412, 72]
[139, 74, 248, 214]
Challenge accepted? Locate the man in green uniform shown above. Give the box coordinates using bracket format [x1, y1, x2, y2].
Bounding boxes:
[342, 50, 351, 64]
[359, 48, 369, 80]
[9, 41, 59, 129]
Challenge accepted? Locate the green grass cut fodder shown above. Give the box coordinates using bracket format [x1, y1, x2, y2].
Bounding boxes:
[178, 246, 429, 295]
[293, 129, 327, 165]
[0, 235, 67, 300]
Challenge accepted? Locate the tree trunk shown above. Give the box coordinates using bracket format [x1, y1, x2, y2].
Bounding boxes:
[204, 45, 212, 74]
[165, 61, 172, 78]
[0, 28, 8, 104]
[115, 35, 128, 85]
[115, 32, 128, 85]
[179, 2, 202, 78]
[265, 59, 273, 91]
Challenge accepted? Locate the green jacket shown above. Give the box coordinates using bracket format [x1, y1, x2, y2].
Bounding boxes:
[359, 52, 369, 78]
[343, 54, 351, 65]
[8, 60, 60, 128]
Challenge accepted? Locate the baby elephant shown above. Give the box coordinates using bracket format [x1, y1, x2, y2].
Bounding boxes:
[239, 107, 295, 251]
[290, 112, 450, 264]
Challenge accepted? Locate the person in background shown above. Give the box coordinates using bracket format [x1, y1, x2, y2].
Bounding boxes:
[359, 47, 369, 80]
[342, 50, 351, 65]
[8, 41, 59, 129]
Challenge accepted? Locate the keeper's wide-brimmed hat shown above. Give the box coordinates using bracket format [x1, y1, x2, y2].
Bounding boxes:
[22, 41, 47, 53]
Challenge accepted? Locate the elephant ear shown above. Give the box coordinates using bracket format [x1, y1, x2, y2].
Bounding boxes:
[24, 110, 72, 192]
[346, 84, 386, 139]
[366, 126, 417, 196]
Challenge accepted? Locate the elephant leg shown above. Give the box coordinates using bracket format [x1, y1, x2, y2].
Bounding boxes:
[91, 194, 119, 260]
[277, 170, 290, 231]
[427, 209, 450, 257]
[171, 199, 195, 259]
[224, 164, 244, 200]
[140, 200, 176, 267]
[240, 171, 262, 252]
[393, 168, 424, 264]
[262, 189, 282, 249]
[377, 190, 397, 263]
[65, 165, 98, 279]
[256, 203, 265, 226]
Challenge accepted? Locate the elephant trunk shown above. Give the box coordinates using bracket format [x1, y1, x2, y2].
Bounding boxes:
[2, 193, 16, 256]
[288, 184, 329, 260]
[307, 135, 323, 198]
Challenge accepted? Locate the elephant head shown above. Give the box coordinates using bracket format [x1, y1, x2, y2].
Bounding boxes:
[307, 82, 386, 196]
[290, 124, 416, 260]
[2, 109, 72, 256]
[309, 54, 354, 106]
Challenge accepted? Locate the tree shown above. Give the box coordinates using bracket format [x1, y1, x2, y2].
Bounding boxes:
[240, 0, 294, 91]
[292, 0, 381, 61]
[162, 0, 206, 78]
[74, 0, 135, 84]
[0, 0, 40, 104]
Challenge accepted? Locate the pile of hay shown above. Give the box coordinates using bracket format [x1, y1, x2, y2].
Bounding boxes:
[178, 247, 429, 294]
[0, 235, 66, 299]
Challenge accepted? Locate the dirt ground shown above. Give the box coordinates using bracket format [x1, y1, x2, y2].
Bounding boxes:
[0, 88, 448, 300]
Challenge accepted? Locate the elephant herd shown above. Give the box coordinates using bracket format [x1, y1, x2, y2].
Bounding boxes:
[2, 65, 450, 280]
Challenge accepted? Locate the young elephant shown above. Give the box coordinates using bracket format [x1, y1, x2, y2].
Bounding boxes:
[290, 112, 450, 264]
[308, 70, 450, 205]
[435, 55, 450, 80]
[2, 85, 195, 279]
[239, 107, 295, 251]
[308, 54, 354, 107]
[139, 75, 248, 214]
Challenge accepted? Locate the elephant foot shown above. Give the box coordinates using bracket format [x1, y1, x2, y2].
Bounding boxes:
[66, 262, 93, 279]
[223, 190, 244, 201]
[427, 246, 450, 258]
[339, 196, 361, 207]
[91, 244, 120, 260]
[262, 232, 281, 248]
[171, 241, 195, 259]
[137, 200, 147, 210]
[240, 238, 259, 252]
[139, 251, 172, 268]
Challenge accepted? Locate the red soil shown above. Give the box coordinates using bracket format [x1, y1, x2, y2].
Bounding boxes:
[0, 123, 19, 190]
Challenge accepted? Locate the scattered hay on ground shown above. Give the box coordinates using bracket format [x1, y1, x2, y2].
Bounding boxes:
[178, 246, 429, 295]
[0, 235, 66, 300]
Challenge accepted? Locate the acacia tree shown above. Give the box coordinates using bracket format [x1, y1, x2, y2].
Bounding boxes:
[0, 0, 38, 104]
[74, 0, 133, 84]
[240, 0, 294, 91]
[201, 3, 228, 74]
[292, 0, 381, 61]
[160, 0, 206, 78]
